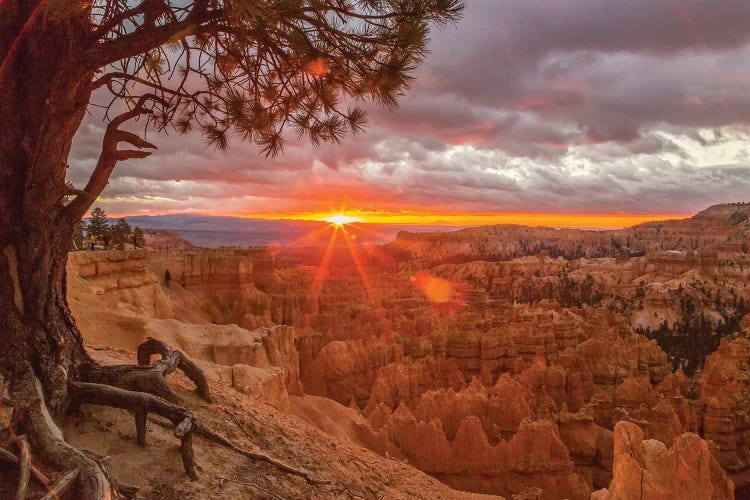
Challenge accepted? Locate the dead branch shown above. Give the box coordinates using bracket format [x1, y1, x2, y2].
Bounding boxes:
[0, 446, 50, 487]
[70, 381, 197, 479]
[82, 337, 210, 404]
[146, 414, 326, 485]
[15, 435, 29, 500]
[40, 469, 79, 500]
[137, 337, 210, 402]
[175, 418, 197, 480]
[135, 409, 147, 448]
[194, 422, 329, 485]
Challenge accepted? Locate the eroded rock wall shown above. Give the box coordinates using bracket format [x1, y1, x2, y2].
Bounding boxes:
[592, 421, 733, 500]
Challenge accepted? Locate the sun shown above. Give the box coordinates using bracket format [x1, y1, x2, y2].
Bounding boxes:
[324, 214, 360, 226]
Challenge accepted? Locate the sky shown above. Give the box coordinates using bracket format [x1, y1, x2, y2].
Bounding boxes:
[68, 0, 750, 227]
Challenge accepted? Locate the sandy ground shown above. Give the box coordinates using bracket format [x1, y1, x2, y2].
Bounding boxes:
[33, 344, 500, 500]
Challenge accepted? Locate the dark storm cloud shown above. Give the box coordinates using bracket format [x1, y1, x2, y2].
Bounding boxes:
[68, 0, 750, 217]
[400, 0, 750, 148]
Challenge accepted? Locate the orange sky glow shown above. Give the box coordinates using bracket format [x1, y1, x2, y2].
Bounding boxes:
[228, 211, 689, 229]
[105, 208, 691, 230]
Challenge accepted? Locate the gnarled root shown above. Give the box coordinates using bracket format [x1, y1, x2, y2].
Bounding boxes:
[81, 337, 211, 404]
[0, 445, 50, 487]
[10, 372, 113, 500]
[69, 381, 199, 480]
[15, 435, 30, 500]
[40, 469, 79, 500]
[9, 338, 323, 499]
[137, 337, 210, 402]
[194, 422, 329, 485]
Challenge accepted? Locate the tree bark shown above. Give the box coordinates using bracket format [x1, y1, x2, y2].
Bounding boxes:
[0, 11, 118, 499]
[0, 3, 94, 414]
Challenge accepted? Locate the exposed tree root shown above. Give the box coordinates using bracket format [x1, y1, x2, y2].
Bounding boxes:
[69, 381, 199, 480]
[194, 421, 330, 485]
[137, 337, 210, 402]
[10, 372, 113, 500]
[0, 445, 50, 487]
[40, 469, 79, 500]
[15, 435, 29, 500]
[218, 475, 285, 500]
[80, 337, 211, 404]
[146, 411, 328, 485]
[7, 338, 325, 499]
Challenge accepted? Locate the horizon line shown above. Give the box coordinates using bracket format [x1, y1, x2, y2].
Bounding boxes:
[106, 211, 693, 230]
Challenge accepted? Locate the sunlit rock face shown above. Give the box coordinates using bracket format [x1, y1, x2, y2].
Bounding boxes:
[67, 250, 301, 409]
[300, 338, 403, 406]
[148, 247, 261, 325]
[68, 249, 172, 319]
[388, 203, 750, 266]
[354, 327, 674, 495]
[698, 338, 750, 480]
[149, 322, 303, 406]
[592, 421, 734, 500]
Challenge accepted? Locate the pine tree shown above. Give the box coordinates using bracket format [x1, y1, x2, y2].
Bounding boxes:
[86, 207, 110, 241]
[112, 218, 132, 245]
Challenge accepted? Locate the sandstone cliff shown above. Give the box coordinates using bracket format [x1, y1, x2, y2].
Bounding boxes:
[592, 421, 733, 500]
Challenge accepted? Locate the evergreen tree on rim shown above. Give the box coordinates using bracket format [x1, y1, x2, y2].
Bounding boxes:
[86, 206, 110, 241]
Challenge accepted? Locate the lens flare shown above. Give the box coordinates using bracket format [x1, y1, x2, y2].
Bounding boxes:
[304, 57, 330, 77]
[412, 272, 453, 303]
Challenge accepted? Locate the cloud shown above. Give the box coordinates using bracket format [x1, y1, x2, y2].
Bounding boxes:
[68, 0, 750, 219]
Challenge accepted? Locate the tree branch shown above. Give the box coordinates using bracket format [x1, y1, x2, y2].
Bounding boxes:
[91, 71, 190, 96]
[84, 7, 223, 72]
[92, 1, 149, 40]
[64, 94, 160, 221]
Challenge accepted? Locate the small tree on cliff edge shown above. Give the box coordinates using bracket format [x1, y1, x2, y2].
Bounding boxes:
[86, 207, 110, 241]
[112, 217, 132, 245]
[0, 1, 463, 497]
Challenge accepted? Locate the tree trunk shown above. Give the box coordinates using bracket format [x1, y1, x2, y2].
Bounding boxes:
[0, 7, 135, 496]
[0, 4, 94, 413]
[1, 225, 91, 410]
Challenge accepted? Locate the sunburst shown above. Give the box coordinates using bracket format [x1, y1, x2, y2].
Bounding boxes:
[324, 214, 360, 226]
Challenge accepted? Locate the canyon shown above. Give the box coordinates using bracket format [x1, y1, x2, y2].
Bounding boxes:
[62, 203, 750, 498]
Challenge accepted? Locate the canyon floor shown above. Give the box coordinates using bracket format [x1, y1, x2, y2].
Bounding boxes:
[15, 202, 750, 499]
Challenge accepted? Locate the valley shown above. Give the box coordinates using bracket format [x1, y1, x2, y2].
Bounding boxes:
[58, 203, 750, 498]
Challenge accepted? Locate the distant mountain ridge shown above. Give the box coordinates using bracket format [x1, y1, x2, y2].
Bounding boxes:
[122, 204, 750, 255]
[123, 214, 462, 248]
[387, 203, 750, 264]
